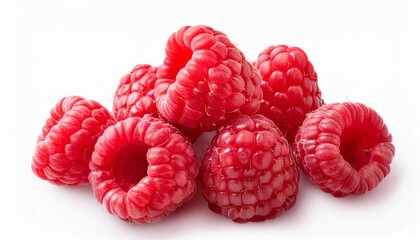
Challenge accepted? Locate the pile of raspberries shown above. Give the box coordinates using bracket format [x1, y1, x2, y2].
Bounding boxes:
[32, 25, 395, 224]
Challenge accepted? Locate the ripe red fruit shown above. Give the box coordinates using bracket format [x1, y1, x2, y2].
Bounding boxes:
[255, 45, 324, 143]
[113, 64, 158, 121]
[294, 102, 395, 197]
[155, 25, 262, 133]
[89, 116, 199, 224]
[201, 114, 299, 223]
[32, 96, 115, 185]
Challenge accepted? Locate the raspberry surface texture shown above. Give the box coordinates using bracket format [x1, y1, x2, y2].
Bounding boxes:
[113, 64, 158, 121]
[32, 96, 115, 185]
[294, 102, 395, 197]
[201, 114, 299, 223]
[255, 45, 324, 143]
[89, 116, 199, 224]
[155, 25, 263, 133]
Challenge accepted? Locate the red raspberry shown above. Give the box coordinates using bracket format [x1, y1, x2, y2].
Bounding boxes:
[32, 96, 115, 185]
[294, 102, 395, 197]
[89, 116, 199, 224]
[255, 45, 324, 143]
[201, 114, 299, 223]
[155, 25, 263, 133]
[112, 64, 201, 142]
[113, 64, 158, 121]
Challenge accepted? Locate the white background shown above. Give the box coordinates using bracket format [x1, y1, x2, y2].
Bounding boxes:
[1, 0, 419, 239]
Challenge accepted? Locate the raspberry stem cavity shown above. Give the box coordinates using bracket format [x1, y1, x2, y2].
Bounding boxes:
[113, 145, 148, 192]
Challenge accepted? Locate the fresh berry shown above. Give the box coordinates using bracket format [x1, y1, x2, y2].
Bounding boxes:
[294, 102, 395, 197]
[113, 64, 158, 121]
[89, 116, 199, 224]
[112, 64, 202, 141]
[255, 44, 324, 143]
[201, 114, 299, 223]
[32, 96, 115, 185]
[155, 25, 263, 133]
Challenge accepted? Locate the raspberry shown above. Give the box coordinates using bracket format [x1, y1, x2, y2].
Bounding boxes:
[112, 64, 201, 142]
[89, 116, 199, 224]
[201, 114, 299, 223]
[155, 25, 263, 133]
[255, 45, 324, 143]
[294, 102, 395, 197]
[32, 96, 115, 185]
[113, 64, 158, 121]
